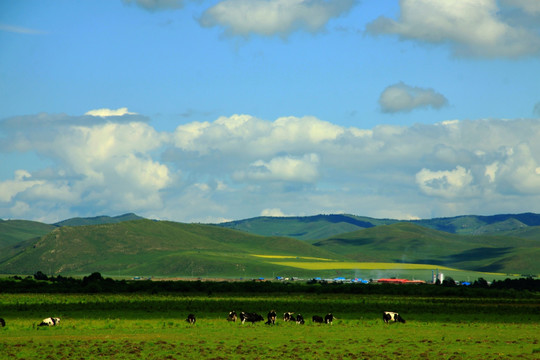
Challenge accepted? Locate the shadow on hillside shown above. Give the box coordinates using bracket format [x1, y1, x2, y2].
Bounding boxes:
[411, 247, 513, 272]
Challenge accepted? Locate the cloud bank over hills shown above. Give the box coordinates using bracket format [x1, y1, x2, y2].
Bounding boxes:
[1, 110, 540, 223]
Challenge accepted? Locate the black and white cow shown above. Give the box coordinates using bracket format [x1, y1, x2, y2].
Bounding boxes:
[186, 314, 196, 324]
[0, 318, 5, 327]
[283, 312, 296, 322]
[240, 312, 264, 324]
[325, 313, 335, 325]
[383, 311, 406, 324]
[295, 314, 305, 325]
[227, 311, 238, 322]
[265, 310, 277, 325]
[312, 315, 324, 323]
[38, 317, 61, 327]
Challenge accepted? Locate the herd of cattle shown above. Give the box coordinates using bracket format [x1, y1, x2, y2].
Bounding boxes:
[184, 310, 405, 325]
[0, 311, 405, 328]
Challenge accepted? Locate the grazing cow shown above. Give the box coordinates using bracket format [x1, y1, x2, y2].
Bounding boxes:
[240, 312, 264, 324]
[227, 311, 238, 322]
[0, 318, 5, 327]
[325, 313, 335, 325]
[383, 311, 406, 324]
[312, 315, 324, 323]
[38, 317, 60, 327]
[295, 314, 305, 325]
[186, 314, 196, 324]
[283, 312, 296, 322]
[265, 310, 277, 325]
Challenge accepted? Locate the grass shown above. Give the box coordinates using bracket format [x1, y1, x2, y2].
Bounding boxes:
[266, 261, 459, 271]
[0, 293, 539, 359]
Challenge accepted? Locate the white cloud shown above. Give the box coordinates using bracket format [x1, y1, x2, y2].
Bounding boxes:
[3, 112, 540, 222]
[85, 107, 136, 117]
[0, 170, 44, 202]
[366, 0, 540, 58]
[379, 82, 448, 113]
[416, 166, 474, 198]
[199, 0, 356, 38]
[235, 154, 320, 183]
[261, 208, 288, 217]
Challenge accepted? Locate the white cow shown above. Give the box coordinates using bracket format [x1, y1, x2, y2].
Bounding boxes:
[383, 312, 405, 324]
[38, 317, 61, 327]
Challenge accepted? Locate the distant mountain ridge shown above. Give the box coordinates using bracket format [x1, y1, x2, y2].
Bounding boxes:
[53, 213, 145, 227]
[217, 212, 540, 240]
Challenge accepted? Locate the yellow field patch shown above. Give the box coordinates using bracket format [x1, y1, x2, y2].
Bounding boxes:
[267, 261, 459, 271]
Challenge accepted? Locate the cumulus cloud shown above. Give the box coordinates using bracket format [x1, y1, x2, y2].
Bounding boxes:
[2, 112, 540, 222]
[199, 0, 357, 38]
[261, 208, 288, 217]
[416, 166, 474, 198]
[235, 154, 320, 183]
[85, 107, 137, 117]
[0, 170, 44, 202]
[366, 0, 540, 58]
[379, 82, 448, 113]
[122, 0, 186, 11]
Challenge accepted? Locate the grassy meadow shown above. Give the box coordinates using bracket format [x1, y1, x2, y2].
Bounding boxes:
[1, 293, 539, 359]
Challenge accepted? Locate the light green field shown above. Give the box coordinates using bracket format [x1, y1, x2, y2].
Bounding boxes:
[0, 293, 538, 359]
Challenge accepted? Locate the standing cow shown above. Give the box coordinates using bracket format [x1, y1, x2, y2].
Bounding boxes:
[186, 314, 196, 324]
[0, 318, 5, 327]
[325, 313, 335, 325]
[38, 317, 60, 327]
[383, 311, 406, 324]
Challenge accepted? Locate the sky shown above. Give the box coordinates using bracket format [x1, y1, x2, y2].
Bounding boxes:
[1, 0, 540, 223]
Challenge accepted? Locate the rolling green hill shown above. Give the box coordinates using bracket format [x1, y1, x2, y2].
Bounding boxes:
[0, 220, 345, 278]
[218, 213, 540, 239]
[312, 222, 540, 274]
[0, 219, 56, 248]
[53, 213, 144, 227]
[1, 213, 539, 279]
[218, 214, 395, 240]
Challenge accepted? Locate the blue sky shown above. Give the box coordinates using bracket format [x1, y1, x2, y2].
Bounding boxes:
[1, 0, 540, 223]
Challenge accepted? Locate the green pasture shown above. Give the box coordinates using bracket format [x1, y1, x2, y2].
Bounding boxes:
[1, 293, 539, 359]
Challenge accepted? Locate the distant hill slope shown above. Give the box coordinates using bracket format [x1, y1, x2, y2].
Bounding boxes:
[0, 220, 344, 277]
[218, 214, 395, 241]
[312, 222, 540, 274]
[53, 213, 145, 227]
[411, 213, 540, 234]
[0, 220, 56, 248]
[218, 213, 540, 239]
